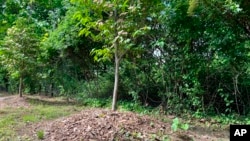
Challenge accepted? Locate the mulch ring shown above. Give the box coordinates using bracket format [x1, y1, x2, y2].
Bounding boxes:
[25, 109, 228, 141]
[43, 109, 174, 141]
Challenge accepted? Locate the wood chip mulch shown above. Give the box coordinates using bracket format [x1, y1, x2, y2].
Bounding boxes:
[44, 109, 171, 141]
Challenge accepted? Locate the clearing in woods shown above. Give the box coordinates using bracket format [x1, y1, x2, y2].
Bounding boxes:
[0, 94, 229, 141]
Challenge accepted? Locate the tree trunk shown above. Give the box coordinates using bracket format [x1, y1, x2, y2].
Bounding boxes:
[19, 76, 23, 97]
[112, 58, 120, 111]
[50, 83, 54, 97]
[112, 8, 119, 111]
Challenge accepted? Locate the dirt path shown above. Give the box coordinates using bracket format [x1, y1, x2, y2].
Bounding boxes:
[0, 95, 30, 109]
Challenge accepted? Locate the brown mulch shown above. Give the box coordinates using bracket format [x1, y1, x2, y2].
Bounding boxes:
[29, 109, 228, 141]
[43, 109, 171, 141]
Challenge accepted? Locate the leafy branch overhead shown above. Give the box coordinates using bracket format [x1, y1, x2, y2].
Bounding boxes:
[72, 0, 151, 62]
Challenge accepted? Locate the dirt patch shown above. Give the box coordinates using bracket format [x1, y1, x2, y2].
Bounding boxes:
[0, 95, 30, 109]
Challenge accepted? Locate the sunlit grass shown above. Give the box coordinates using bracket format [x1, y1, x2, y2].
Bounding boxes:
[0, 97, 83, 140]
[0, 109, 21, 140]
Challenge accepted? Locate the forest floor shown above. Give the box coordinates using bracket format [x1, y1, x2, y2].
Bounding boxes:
[0, 94, 229, 141]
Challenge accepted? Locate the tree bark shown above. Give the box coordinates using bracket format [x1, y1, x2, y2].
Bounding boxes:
[112, 58, 120, 111]
[112, 8, 119, 111]
[19, 76, 23, 97]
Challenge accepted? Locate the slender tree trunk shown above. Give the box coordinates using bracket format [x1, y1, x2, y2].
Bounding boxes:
[112, 8, 119, 111]
[50, 83, 54, 97]
[112, 58, 120, 111]
[19, 76, 23, 97]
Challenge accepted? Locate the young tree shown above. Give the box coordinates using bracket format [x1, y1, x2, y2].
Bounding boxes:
[0, 18, 39, 97]
[72, 0, 155, 110]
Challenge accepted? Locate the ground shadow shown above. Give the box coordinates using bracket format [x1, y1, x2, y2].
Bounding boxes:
[25, 96, 78, 106]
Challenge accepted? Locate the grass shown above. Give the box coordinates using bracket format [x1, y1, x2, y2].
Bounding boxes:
[0, 108, 23, 140]
[0, 97, 84, 141]
[36, 130, 45, 140]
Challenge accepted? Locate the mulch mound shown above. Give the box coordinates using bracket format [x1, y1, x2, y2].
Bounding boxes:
[44, 109, 171, 141]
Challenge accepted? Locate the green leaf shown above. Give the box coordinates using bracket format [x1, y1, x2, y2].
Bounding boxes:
[171, 123, 178, 132]
[173, 117, 179, 124]
[181, 124, 189, 131]
[171, 118, 179, 132]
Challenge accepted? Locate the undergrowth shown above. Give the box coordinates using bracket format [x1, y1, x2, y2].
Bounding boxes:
[80, 98, 250, 125]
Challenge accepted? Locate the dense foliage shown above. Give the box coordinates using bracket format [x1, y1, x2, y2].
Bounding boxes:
[0, 0, 249, 115]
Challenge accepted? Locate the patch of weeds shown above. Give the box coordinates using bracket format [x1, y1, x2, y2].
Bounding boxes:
[20, 105, 67, 123]
[171, 118, 189, 132]
[118, 101, 153, 114]
[213, 114, 244, 124]
[161, 135, 170, 141]
[0, 108, 25, 140]
[149, 133, 169, 141]
[0, 129, 16, 141]
[23, 114, 40, 123]
[0, 118, 20, 140]
[38, 106, 66, 119]
[160, 117, 172, 123]
[192, 111, 250, 126]
[30, 104, 82, 120]
[81, 98, 111, 108]
[0, 115, 16, 127]
[36, 130, 44, 140]
[20, 105, 76, 124]
[131, 131, 143, 139]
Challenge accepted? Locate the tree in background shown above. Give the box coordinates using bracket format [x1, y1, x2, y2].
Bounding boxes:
[0, 18, 39, 97]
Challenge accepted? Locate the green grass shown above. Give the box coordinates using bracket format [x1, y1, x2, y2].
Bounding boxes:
[0, 98, 83, 141]
[36, 130, 45, 140]
[0, 108, 22, 140]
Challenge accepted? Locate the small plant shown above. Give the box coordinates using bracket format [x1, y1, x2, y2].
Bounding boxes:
[171, 118, 189, 132]
[162, 135, 170, 141]
[36, 130, 44, 140]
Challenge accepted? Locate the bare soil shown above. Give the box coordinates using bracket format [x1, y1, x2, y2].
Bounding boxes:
[0, 95, 229, 141]
[0, 94, 30, 109]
